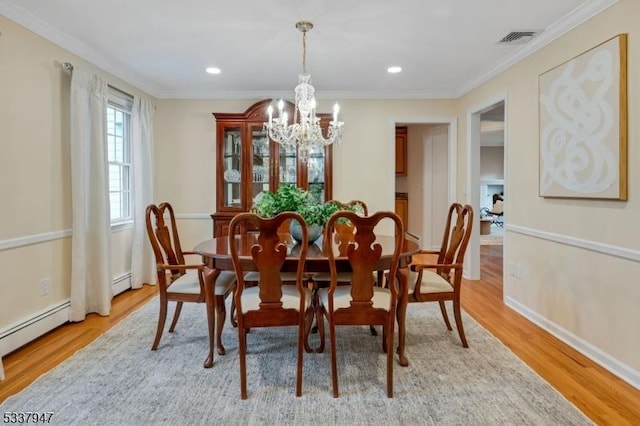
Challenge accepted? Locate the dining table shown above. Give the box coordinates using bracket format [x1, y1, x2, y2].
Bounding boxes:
[193, 232, 420, 369]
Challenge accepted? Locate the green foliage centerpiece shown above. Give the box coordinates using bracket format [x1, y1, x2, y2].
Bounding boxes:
[253, 184, 338, 244]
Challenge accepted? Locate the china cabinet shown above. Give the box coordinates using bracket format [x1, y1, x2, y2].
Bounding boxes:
[212, 99, 333, 236]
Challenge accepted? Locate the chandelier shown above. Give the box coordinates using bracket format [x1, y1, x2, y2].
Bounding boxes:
[264, 21, 344, 162]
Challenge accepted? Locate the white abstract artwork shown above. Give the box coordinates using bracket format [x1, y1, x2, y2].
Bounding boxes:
[539, 34, 627, 199]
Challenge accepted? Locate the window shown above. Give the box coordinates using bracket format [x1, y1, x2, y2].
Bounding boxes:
[107, 87, 133, 223]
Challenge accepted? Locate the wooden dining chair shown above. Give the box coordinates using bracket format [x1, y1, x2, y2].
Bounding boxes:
[406, 202, 473, 347]
[312, 199, 368, 284]
[311, 200, 382, 337]
[145, 203, 236, 355]
[228, 212, 314, 399]
[317, 210, 404, 398]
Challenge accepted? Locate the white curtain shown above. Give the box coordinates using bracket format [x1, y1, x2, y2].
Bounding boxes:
[130, 96, 155, 288]
[69, 68, 113, 322]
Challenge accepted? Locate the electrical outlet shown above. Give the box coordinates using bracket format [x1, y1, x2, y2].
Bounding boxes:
[513, 264, 523, 280]
[39, 278, 51, 296]
[508, 262, 515, 277]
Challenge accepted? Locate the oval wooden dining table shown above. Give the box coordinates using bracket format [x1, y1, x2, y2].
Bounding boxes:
[193, 233, 420, 369]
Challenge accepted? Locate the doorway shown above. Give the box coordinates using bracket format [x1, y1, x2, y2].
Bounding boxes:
[466, 96, 506, 283]
[391, 117, 457, 251]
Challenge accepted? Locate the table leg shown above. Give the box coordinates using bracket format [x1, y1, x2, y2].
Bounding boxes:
[396, 267, 409, 367]
[203, 267, 219, 368]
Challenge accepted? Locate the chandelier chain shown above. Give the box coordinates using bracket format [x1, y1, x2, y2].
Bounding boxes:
[302, 30, 307, 75]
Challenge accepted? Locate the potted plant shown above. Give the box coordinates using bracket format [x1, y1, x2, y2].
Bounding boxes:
[253, 184, 339, 243]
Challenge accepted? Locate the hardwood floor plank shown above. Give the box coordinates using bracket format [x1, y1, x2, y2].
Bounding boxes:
[1, 252, 639, 425]
[461, 246, 640, 425]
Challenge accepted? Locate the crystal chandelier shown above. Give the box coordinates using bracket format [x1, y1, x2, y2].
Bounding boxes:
[264, 21, 344, 162]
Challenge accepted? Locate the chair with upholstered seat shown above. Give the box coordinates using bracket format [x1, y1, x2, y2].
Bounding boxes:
[145, 203, 236, 356]
[407, 202, 473, 347]
[317, 210, 403, 398]
[481, 194, 503, 227]
[310, 200, 382, 337]
[228, 212, 314, 399]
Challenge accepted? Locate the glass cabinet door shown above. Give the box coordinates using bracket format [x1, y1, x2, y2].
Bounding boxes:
[278, 144, 298, 186]
[250, 125, 270, 208]
[222, 126, 242, 208]
[306, 145, 326, 202]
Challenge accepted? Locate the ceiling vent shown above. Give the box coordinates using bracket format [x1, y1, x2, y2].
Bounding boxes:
[497, 30, 542, 45]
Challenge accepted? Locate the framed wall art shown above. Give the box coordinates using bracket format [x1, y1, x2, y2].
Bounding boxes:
[539, 33, 627, 199]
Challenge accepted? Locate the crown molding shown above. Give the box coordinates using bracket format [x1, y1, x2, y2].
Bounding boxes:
[0, 1, 163, 97]
[1, 0, 619, 100]
[456, 0, 619, 97]
[153, 89, 459, 100]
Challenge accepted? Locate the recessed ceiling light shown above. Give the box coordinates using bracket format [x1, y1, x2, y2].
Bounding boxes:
[387, 66, 402, 74]
[206, 67, 221, 75]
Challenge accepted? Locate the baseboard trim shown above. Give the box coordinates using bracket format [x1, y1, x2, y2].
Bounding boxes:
[505, 295, 640, 391]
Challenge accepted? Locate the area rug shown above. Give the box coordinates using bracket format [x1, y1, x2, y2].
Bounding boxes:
[1, 298, 591, 425]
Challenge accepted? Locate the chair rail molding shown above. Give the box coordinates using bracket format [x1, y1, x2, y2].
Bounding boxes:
[1, 223, 134, 252]
[506, 224, 640, 263]
[0, 229, 72, 252]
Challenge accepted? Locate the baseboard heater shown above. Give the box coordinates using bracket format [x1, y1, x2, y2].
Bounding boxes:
[0, 301, 70, 356]
[0, 273, 131, 358]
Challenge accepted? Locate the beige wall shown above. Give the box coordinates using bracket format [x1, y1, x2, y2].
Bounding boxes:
[458, 0, 640, 378]
[480, 147, 504, 181]
[153, 98, 457, 250]
[0, 15, 155, 333]
[2, 0, 639, 388]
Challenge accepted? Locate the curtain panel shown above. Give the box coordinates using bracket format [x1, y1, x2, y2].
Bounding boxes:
[69, 68, 113, 322]
[131, 96, 155, 288]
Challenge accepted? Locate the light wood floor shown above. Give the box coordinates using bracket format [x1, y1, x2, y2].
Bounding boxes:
[1, 246, 639, 424]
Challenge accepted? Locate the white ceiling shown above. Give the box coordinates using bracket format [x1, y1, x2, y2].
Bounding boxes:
[0, 0, 616, 99]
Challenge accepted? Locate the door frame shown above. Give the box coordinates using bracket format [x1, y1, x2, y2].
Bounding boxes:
[466, 93, 507, 280]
